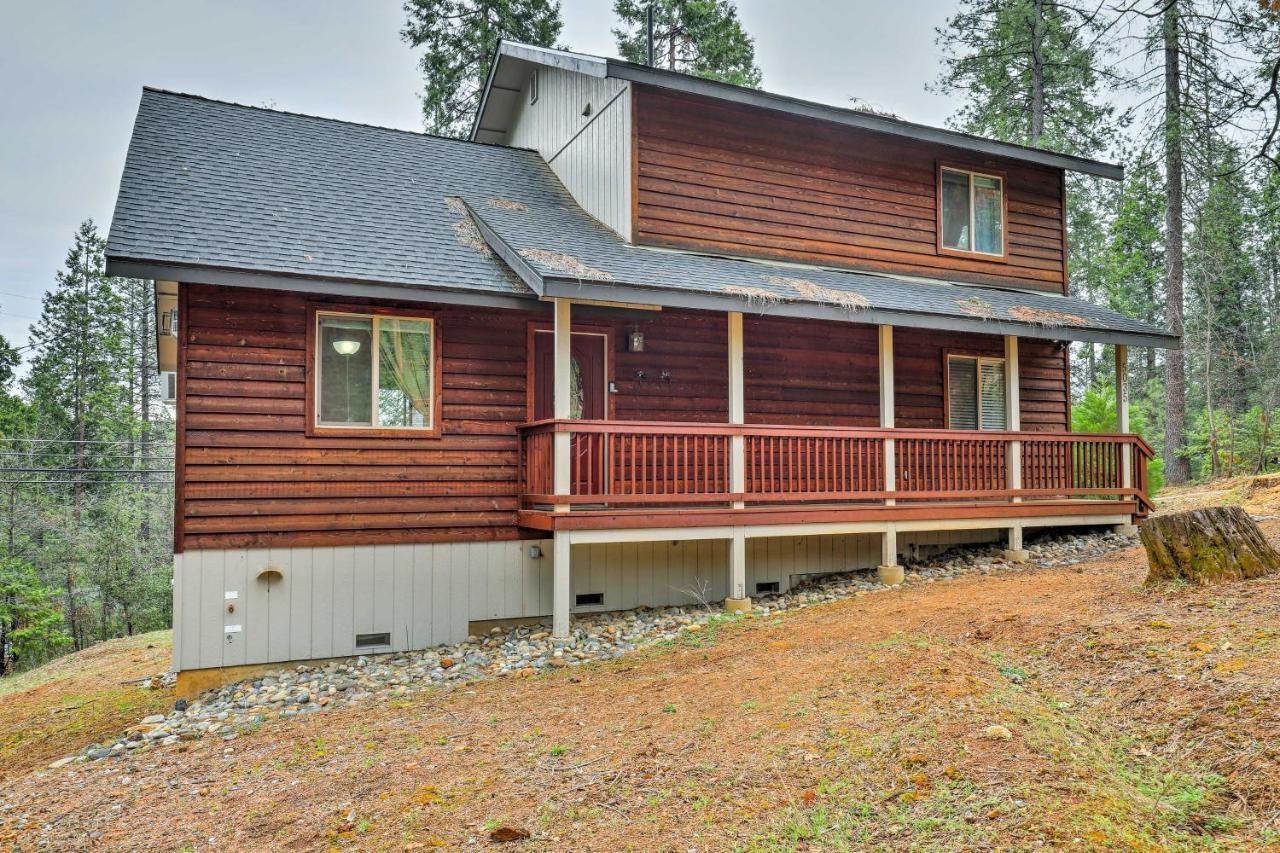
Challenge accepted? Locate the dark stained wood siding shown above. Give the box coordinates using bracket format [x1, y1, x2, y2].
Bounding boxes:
[180, 284, 536, 551]
[177, 286, 1069, 550]
[633, 85, 1067, 293]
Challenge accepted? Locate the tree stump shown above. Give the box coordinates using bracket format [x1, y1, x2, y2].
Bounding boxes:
[1141, 506, 1280, 585]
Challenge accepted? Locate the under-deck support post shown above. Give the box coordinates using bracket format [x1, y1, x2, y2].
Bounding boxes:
[726, 313, 751, 612]
[1003, 335, 1029, 561]
[879, 325, 896, 507]
[1114, 344, 1138, 535]
[553, 298, 572, 514]
[552, 531, 571, 638]
[878, 524, 903, 585]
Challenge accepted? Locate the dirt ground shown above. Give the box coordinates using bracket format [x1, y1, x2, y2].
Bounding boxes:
[3, 484, 1280, 851]
[0, 631, 172, 783]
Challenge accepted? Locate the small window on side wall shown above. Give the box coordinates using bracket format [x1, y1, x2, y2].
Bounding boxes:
[314, 310, 438, 434]
[947, 355, 1007, 430]
[939, 167, 1005, 257]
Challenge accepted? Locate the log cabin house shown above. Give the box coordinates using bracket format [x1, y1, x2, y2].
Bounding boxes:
[105, 42, 1177, 678]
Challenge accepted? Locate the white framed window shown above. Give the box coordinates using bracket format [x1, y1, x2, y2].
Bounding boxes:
[314, 310, 437, 433]
[939, 166, 1005, 257]
[947, 355, 1007, 430]
[529, 69, 538, 105]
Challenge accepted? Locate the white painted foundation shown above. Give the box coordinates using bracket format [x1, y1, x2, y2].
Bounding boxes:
[171, 528, 1004, 672]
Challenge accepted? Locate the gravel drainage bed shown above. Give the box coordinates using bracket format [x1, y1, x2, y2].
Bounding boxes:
[52, 527, 1137, 768]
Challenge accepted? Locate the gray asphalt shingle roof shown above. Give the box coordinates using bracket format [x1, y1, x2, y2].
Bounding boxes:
[464, 197, 1178, 348]
[106, 88, 564, 297]
[107, 88, 1176, 348]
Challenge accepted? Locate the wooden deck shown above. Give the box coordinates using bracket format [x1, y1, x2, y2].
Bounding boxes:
[517, 419, 1152, 531]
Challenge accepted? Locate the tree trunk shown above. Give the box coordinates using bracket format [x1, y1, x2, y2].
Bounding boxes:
[1163, 1, 1191, 485]
[1141, 506, 1280, 584]
[1029, 0, 1045, 146]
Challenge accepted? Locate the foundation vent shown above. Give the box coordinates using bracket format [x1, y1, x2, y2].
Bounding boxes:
[575, 592, 604, 607]
[755, 581, 780, 594]
[355, 632, 391, 648]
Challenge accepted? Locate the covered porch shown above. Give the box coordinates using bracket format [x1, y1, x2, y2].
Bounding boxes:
[521, 300, 1155, 637]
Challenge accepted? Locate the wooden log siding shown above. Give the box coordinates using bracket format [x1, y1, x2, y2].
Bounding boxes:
[633, 85, 1067, 292]
[178, 285, 1071, 550]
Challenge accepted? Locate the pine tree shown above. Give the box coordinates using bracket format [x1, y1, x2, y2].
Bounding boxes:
[0, 556, 70, 675]
[613, 0, 762, 88]
[933, 0, 1114, 154]
[22, 220, 131, 649]
[402, 0, 563, 138]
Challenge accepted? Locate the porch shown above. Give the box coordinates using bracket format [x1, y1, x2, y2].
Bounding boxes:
[522, 300, 1153, 637]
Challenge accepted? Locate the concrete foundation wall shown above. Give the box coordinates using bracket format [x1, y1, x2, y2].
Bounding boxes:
[172, 528, 1000, 672]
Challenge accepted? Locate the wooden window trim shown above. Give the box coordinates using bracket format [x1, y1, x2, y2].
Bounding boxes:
[305, 302, 443, 439]
[525, 320, 615, 422]
[944, 351, 1008, 430]
[936, 162, 1009, 262]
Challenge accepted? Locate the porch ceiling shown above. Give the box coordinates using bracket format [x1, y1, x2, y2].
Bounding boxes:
[465, 197, 1178, 349]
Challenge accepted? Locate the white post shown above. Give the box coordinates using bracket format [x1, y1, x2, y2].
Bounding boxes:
[728, 311, 745, 511]
[553, 298, 572, 514]
[1114, 344, 1139, 536]
[552, 532, 571, 637]
[1003, 335, 1028, 561]
[878, 524, 903, 585]
[725, 313, 751, 612]
[879, 325, 896, 506]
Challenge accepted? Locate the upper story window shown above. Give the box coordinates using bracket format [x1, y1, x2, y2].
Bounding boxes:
[529, 70, 538, 105]
[313, 309, 439, 436]
[939, 166, 1005, 257]
[947, 355, 1007, 430]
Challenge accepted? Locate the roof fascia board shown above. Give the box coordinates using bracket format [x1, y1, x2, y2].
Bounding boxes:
[499, 41, 608, 77]
[462, 202, 547, 297]
[540, 278, 1178, 349]
[468, 41, 508, 142]
[106, 260, 539, 311]
[605, 61, 1123, 181]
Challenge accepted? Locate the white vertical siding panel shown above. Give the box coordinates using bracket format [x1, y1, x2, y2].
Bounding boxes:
[266, 548, 292, 663]
[331, 546, 356, 657]
[310, 547, 334, 660]
[411, 544, 434, 649]
[431, 544, 452, 645]
[448, 544, 470, 641]
[507, 67, 631, 239]
[353, 547, 374, 636]
[392, 544, 415, 652]
[197, 551, 225, 669]
[243, 549, 270, 664]
[289, 548, 313, 661]
[373, 546, 395, 637]
[223, 549, 249, 667]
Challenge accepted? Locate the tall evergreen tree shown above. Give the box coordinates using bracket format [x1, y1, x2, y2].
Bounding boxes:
[933, 0, 1114, 154]
[402, 0, 564, 138]
[613, 0, 762, 88]
[22, 220, 131, 649]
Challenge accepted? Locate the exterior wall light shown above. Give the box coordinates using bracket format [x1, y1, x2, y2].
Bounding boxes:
[627, 329, 645, 352]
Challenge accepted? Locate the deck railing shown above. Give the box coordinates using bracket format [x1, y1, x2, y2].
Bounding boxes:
[517, 420, 1153, 512]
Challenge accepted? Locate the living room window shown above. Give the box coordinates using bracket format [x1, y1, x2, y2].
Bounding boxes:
[313, 309, 438, 435]
[947, 355, 1007, 430]
[939, 166, 1005, 257]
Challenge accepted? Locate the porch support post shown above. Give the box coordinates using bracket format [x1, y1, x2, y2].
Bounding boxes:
[726, 313, 751, 612]
[552, 531, 571, 638]
[879, 325, 896, 507]
[878, 524, 903, 585]
[553, 298, 571, 514]
[1003, 335, 1029, 561]
[1114, 344, 1138, 535]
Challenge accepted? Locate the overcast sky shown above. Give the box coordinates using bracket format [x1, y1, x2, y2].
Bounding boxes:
[0, 0, 958, 356]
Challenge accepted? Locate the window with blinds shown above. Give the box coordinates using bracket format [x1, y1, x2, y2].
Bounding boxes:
[947, 355, 1008, 430]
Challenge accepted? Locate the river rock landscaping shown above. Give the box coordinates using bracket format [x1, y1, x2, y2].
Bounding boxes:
[57, 527, 1137, 767]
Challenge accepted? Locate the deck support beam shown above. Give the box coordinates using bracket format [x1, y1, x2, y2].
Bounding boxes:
[1003, 335, 1029, 561]
[878, 524, 903, 585]
[552, 531, 571, 638]
[726, 313, 750, 611]
[879, 325, 896, 507]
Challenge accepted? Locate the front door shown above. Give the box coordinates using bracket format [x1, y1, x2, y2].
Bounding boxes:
[532, 331, 607, 422]
[532, 330, 608, 497]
